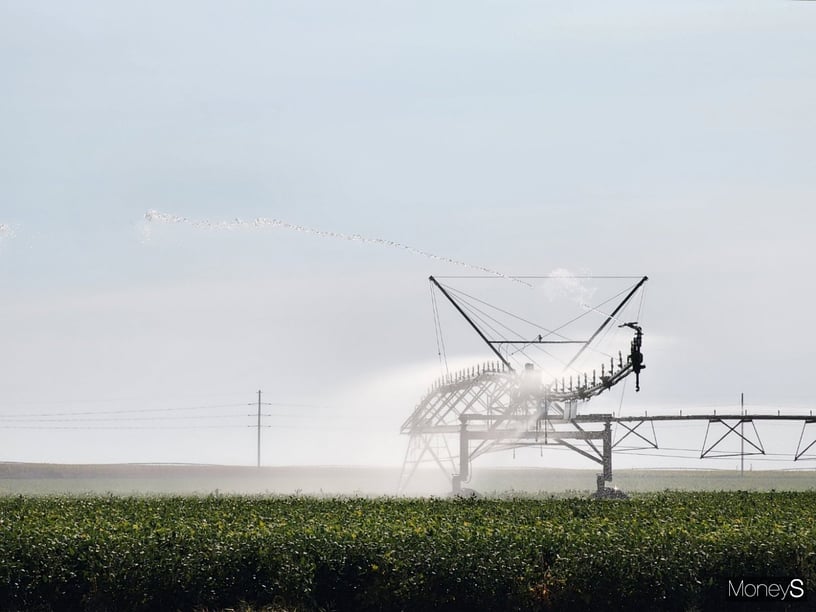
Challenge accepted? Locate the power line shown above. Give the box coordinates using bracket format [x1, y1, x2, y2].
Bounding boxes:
[0, 401, 333, 419]
[0, 414, 250, 423]
[0, 412, 344, 423]
[0, 424, 249, 430]
[0, 403, 247, 418]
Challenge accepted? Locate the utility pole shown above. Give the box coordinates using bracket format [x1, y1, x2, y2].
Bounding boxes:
[740, 392, 744, 477]
[249, 390, 272, 468]
[257, 390, 262, 468]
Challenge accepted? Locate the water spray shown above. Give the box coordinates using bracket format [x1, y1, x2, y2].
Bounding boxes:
[0, 223, 15, 244]
[541, 268, 597, 306]
[143, 209, 529, 285]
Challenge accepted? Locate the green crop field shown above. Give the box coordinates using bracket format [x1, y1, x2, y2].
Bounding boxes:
[1, 492, 815, 611]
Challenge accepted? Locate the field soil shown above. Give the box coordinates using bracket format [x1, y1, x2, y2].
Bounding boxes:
[1, 462, 814, 495]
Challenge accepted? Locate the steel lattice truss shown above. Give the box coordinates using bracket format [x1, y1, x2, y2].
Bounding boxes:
[398, 275, 649, 493]
[399, 357, 639, 492]
[399, 276, 816, 494]
[399, 370, 816, 494]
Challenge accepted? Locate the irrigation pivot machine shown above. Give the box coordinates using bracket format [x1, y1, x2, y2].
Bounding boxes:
[399, 275, 648, 496]
[399, 275, 816, 495]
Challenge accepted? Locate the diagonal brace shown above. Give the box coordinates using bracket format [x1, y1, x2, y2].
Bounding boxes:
[558, 439, 603, 465]
[794, 419, 816, 461]
[701, 418, 765, 459]
[613, 419, 659, 450]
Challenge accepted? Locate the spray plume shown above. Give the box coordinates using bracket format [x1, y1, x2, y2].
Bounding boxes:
[543, 267, 597, 305]
[0, 223, 14, 241]
[143, 209, 529, 285]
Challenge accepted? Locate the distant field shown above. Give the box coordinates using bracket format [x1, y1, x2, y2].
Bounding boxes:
[1, 462, 815, 496]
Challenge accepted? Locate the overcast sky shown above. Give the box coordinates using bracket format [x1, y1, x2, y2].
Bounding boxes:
[1, 1, 815, 474]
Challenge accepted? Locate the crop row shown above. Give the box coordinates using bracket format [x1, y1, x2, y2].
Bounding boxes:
[0, 492, 815, 610]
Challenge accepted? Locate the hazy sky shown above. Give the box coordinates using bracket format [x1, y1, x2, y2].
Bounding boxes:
[1, 1, 815, 474]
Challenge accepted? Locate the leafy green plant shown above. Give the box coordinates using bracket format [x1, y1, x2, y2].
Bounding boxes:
[0, 492, 814, 610]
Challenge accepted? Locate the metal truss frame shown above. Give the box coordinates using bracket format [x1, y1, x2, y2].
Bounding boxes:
[795, 419, 816, 460]
[613, 419, 659, 450]
[400, 274, 816, 494]
[700, 418, 764, 459]
[401, 399, 816, 493]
